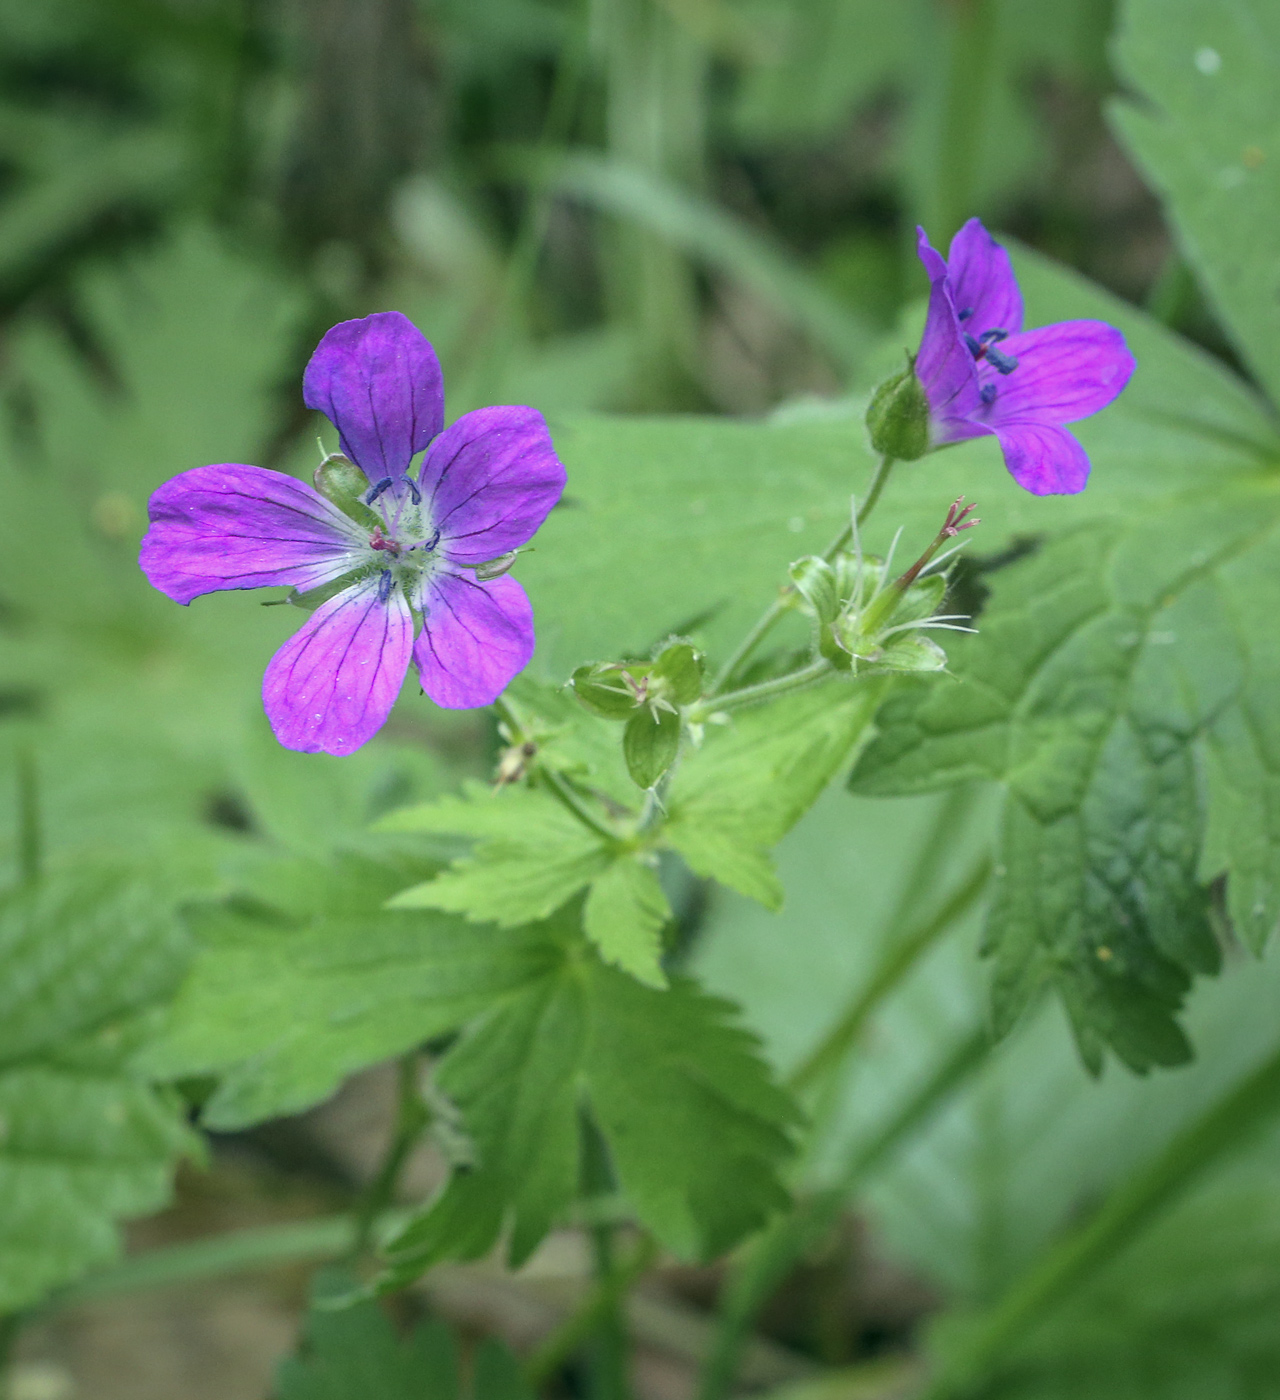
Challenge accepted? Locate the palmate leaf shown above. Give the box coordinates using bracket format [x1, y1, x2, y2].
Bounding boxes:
[142, 852, 558, 1130]
[851, 482, 1280, 1071]
[0, 867, 195, 1311]
[381, 935, 800, 1282]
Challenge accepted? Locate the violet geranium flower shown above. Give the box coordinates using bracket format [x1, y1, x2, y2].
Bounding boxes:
[915, 218, 1135, 494]
[140, 311, 565, 756]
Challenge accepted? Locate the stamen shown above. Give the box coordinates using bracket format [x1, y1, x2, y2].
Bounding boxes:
[978, 328, 1009, 345]
[377, 570, 394, 603]
[958, 307, 974, 321]
[964, 333, 983, 358]
[985, 345, 1019, 375]
[980, 383, 997, 406]
[405, 477, 422, 505]
[365, 477, 394, 505]
[423, 527, 441, 553]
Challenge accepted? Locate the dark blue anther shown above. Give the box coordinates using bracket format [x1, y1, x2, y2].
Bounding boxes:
[978, 328, 1009, 345]
[424, 527, 441, 553]
[980, 383, 997, 406]
[405, 477, 422, 505]
[958, 307, 974, 321]
[365, 476, 394, 505]
[986, 345, 1019, 375]
[377, 570, 393, 603]
[963, 333, 983, 358]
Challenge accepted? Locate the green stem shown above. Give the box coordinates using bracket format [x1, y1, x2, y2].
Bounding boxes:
[578, 1115, 632, 1400]
[690, 659, 833, 721]
[15, 746, 39, 887]
[789, 852, 992, 1096]
[353, 1053, 428, 1256]
[699, 1027, 990, 1400]
[525, 1234, 657, 1388]
[922, 1039, 1280, 1400]
[708, 455, 896, 696]
[543, 766, 624, 845]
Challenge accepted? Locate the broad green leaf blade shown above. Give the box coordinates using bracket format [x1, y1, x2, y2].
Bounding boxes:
[582, 858, 671, 987]
[384, 941, 799, 1277]
[665, 682, 885, 909]
[0, 870, 194, 1311]
[143, 854, 561, 1129]
[853, 487, 1280, 1067]
[380, 782, 614, 925]
[1112, 0, 1280, 407]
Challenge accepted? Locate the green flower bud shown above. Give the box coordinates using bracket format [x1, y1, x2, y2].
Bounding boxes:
[865, 354, 930, 461]
[789, 556, 840, 626]
[623, 706, 681, 789]
[651, 640, 704, 705]
[314, 454, 381, 529]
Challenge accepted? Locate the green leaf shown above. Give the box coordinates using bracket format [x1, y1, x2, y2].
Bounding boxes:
[850, 486, 1280, 1069]
[582, 857, 671, 988]
[142, 853, 561, 1129]
[1112, 0, 1280, 406]
[276, 1269, 529, 1400]
[380, 782, 615, 925]
[664, 681, 886, 910]
[382, 940, 799, 1279]
[0, 869, 194, 1311]
[623, 706, 681, 789]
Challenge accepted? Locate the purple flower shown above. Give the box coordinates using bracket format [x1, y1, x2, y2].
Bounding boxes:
[140, 311, 566, 756]
[915, 218, 1135, 495]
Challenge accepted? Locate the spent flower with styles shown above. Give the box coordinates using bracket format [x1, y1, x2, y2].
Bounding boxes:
[910, 217, 1135, 494]
[140, 311, 566, 756]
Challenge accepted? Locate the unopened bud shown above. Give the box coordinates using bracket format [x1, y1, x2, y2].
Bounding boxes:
[866, 354, 930, 461]
[474, 550, 520, 582]
[651, 640, 704, 705]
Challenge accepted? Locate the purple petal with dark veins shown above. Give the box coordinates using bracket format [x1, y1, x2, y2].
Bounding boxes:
[992, 419, 1092, 496]
[263, 576, 413, 755]
[303, 312, 444, 481]
[947, 218, 1024, 336]
[418, 405, 566, 565]
[984, 321, 1135, 425]
[140, 464, 364, 605]
[414, 570, 535, 709]
[915, 227, 982, 436]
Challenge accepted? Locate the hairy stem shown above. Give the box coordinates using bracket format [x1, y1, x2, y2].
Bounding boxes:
[922, 1039, 1280, 1399]
[691, 659, 833, 720]
[543, 766, 625, 844]
[708, 454, 896, 696]
[353, 1052, 429, 1256]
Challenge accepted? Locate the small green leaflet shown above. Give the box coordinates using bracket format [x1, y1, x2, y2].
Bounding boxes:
[381, 938, 800, 1284]
[0, 868, 194, 1311]
[851, 484, 1280, 1071]
[277, 1269, 530, 1400]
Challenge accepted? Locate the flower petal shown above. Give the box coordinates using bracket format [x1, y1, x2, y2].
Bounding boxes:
[993, 419, 1092, 496]
[915, 227, 982, 434]
[303, 311, 444, 481]
[414, 570, 534, 709]
[418, 406, 566, 565]
[947, 218, 1023, 335]
[263, 576, 413, 756]
[140, 464, 363, 605]
[982, 321, 1135, 425]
